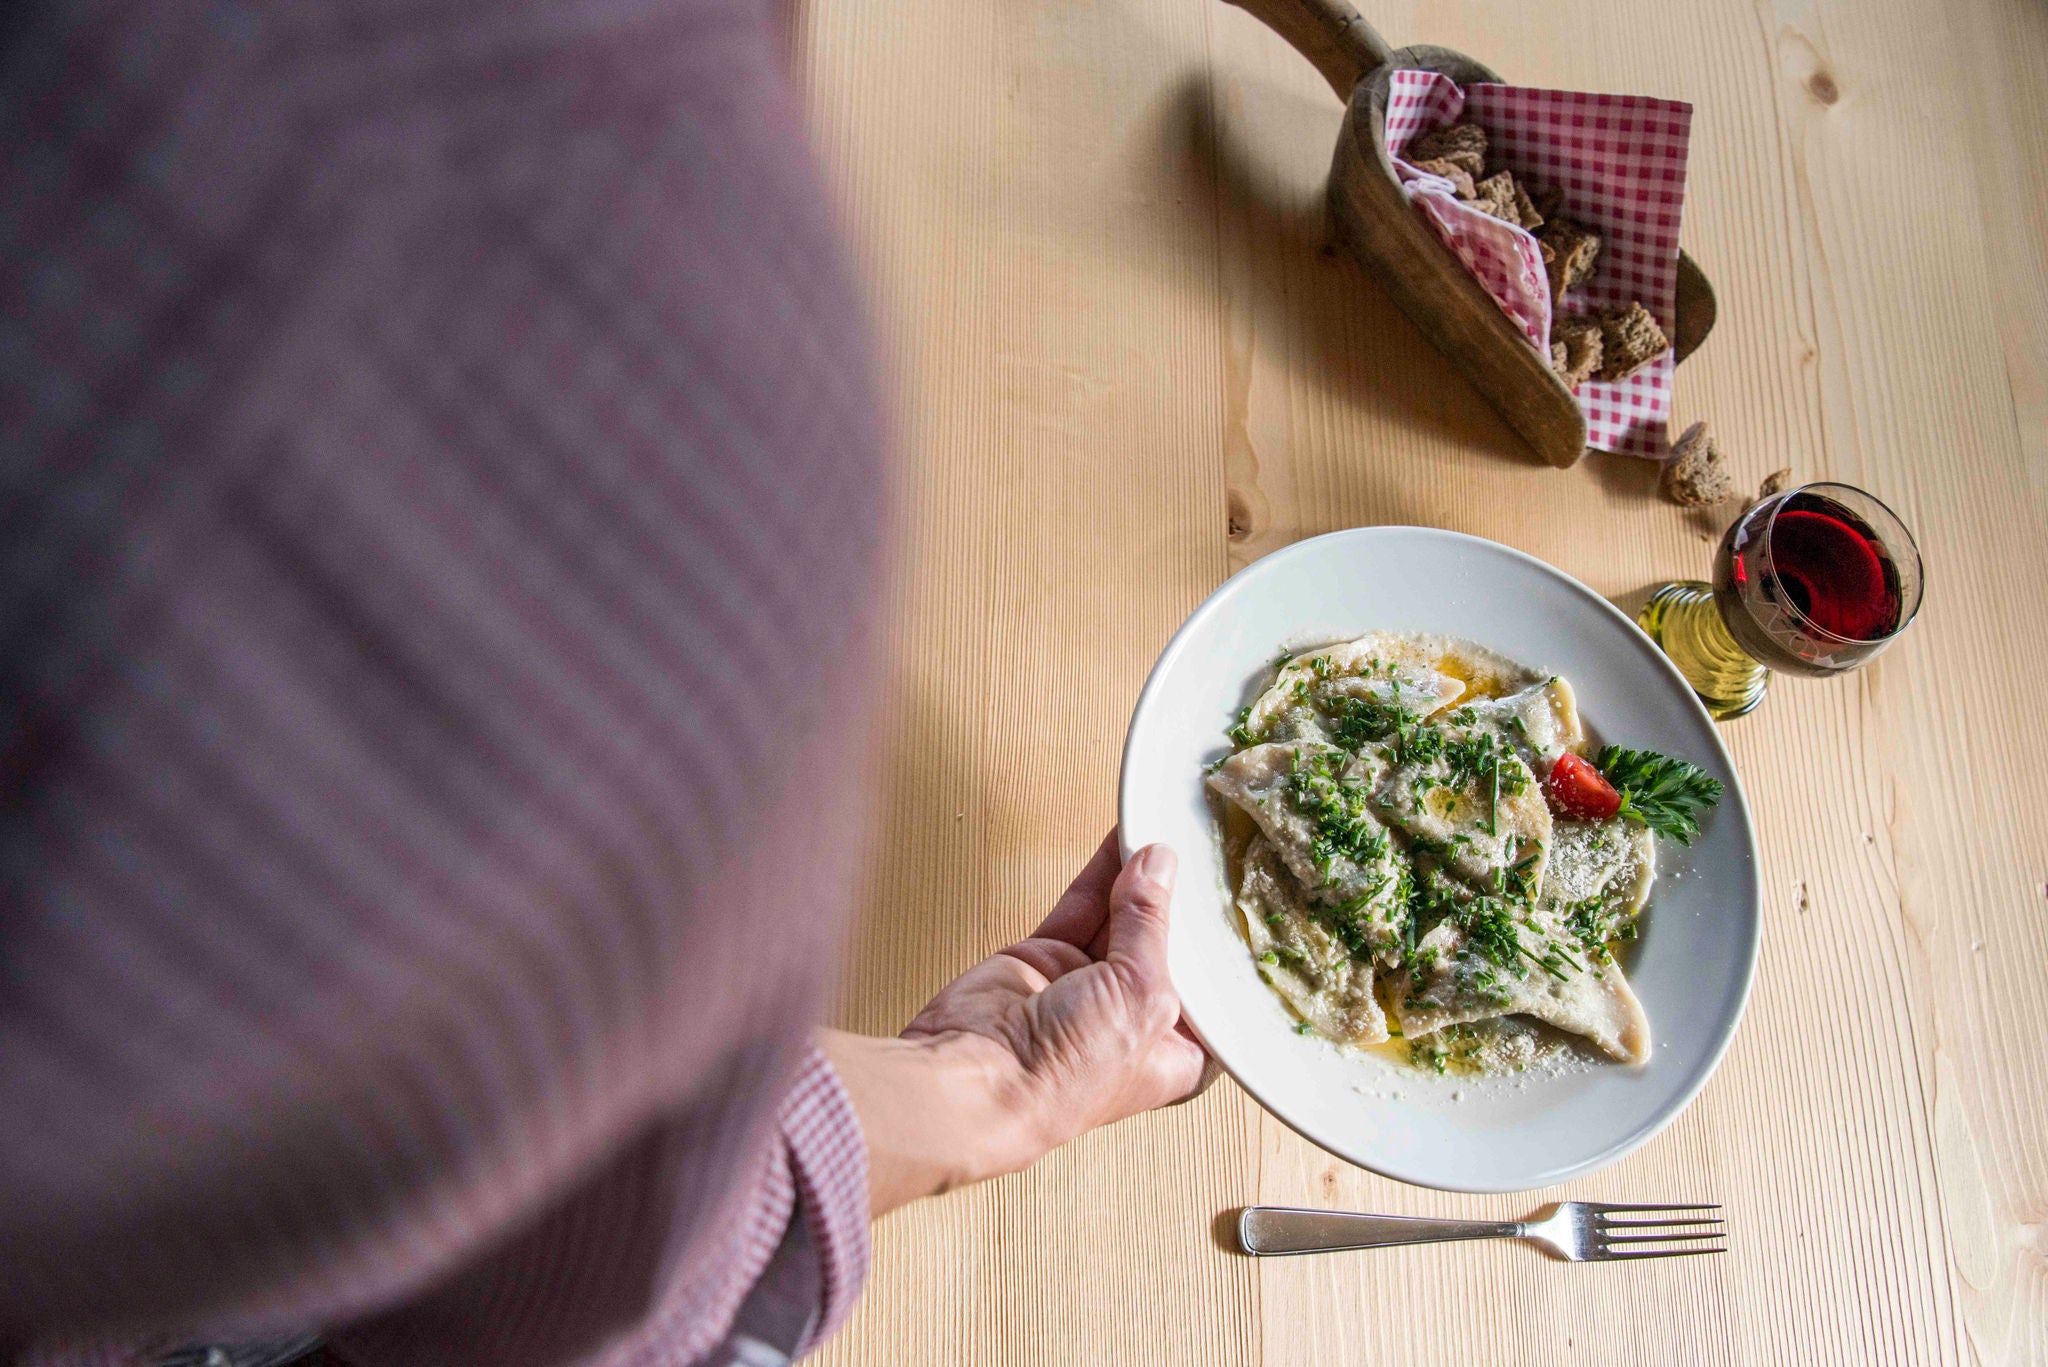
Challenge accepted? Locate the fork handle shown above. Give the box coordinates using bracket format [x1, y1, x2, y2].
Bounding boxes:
[1239, 1206, 1524, 1255]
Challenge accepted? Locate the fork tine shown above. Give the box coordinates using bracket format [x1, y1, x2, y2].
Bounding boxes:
[1602, 1218, 1726, 1230]
[1593, 1203, 1721, 1213]
[1602, 1232, 1725, 1245]
[1600, 1245, 1726, 1261]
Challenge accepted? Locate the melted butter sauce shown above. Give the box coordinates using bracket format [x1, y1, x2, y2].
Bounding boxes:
[1429, 650, 1526, 715]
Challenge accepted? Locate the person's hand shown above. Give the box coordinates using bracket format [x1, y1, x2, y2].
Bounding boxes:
[900, 831, 1209, 1158]
[822, 831, 1212, 1216]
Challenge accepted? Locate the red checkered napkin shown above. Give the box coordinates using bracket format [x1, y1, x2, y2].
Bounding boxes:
[1383, 70, 1694, 458]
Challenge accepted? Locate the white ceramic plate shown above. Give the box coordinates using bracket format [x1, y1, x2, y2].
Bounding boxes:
[1119, 527, 1759, 1193]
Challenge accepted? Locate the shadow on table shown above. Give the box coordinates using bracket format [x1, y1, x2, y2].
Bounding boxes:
[830, 669, 1007, 1037]
[1608, 581, 1660, 625]
[1585, 447, 1663, 504]
[1148, 70, 1545, 471]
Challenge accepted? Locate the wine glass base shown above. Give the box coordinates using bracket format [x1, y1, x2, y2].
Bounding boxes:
[1637, 581, 1769, 720]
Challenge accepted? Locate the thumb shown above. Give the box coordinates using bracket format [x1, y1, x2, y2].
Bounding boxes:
[1105, 843, 1177, 995]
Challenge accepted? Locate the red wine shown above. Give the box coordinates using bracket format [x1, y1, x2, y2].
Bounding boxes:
[1754, 495, 1903, 640]
[1712, 487, 1918, 676]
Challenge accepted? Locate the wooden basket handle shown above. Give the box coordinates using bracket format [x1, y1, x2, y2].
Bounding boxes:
[1222, 0, 1396, 99]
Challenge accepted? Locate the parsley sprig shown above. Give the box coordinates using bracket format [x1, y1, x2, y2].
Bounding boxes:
[1595, 745, 1725, 845]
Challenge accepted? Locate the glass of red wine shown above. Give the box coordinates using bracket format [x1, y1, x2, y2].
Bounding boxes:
[1637, 482, 1924, 719]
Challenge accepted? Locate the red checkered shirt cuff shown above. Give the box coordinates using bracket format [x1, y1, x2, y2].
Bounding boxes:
[779, 1046, 873, 1357]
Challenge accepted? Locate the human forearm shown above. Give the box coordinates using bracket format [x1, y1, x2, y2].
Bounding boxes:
[819, 1028, 1037, 1218]
[821, 838, 1208, 1221]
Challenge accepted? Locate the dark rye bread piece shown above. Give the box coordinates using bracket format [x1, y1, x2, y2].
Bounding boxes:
[1509, 177, 1545, 231]
[1411, 157, 1476, 199]
[1598, 301, 1670, 381]
[1470, 172, 1518, 223]
[1470, 172, 1546, 232]
[1540, 218, 1601, 296]
[1408, 121, 1487, 180]
[1549, 313, 1604, 389]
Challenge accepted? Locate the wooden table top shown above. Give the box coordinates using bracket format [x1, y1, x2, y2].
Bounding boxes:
[796, 0, 2048, 1361]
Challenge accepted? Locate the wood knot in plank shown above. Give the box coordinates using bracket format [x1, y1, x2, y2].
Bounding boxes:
[1227, 489, 1254, 542]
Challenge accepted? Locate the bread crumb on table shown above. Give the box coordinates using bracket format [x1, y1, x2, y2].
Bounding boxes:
[1662, 420, 1736, 506]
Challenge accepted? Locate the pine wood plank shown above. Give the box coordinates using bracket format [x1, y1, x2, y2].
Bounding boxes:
[796, 0, 2048, 1360]
[798, 0, 1257, 1362]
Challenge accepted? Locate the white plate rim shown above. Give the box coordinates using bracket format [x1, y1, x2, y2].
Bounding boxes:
[1117, 525, 1762, 1193]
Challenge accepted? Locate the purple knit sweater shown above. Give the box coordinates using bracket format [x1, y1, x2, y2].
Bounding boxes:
[1, 0, 885, 1361]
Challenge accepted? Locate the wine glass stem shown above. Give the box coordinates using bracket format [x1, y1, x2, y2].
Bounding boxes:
[1637, 581, 1768, 720]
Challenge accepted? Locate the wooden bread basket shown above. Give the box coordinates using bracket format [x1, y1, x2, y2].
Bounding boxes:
[1226, 0, 1717, 467]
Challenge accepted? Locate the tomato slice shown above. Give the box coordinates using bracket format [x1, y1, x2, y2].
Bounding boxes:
[1545, 752, 1622, 821]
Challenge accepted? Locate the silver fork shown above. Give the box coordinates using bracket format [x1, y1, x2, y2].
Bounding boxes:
[1238, 1201, 1725, 1262]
